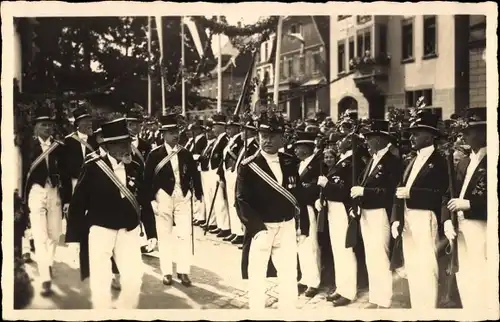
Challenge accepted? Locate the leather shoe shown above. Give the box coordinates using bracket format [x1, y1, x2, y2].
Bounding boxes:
[163, 274, 173, 286]
[297, 283, 307, 294]
[326, 292, 341, 302]
[223, 233, 236, 241]
[177, 273, 192, 287]
[196, 220, 206, 226]
[304, 287, 319, 298]
[203, 224, 216, 231]
[231, 235, 244, 245]
[40, 281, 53, 297]
[237, 244, 243, 250]
[332, 296, 352, 307]
[217, 230, 231, 238]
[209, 228, 221, 234]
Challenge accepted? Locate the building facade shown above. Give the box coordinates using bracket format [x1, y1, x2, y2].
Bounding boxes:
[329, 15, 486, 121]
[255, 16, 330, 121]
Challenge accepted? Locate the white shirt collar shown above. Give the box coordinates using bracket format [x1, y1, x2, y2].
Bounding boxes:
[261, 150, 279, 162]
[207, 137, 216, 144]
[374, 143, 391, 159]
[107, 154, 123, 169]
[99, 147, 107, 156]
[38, 136, 52, 146]
[470, 147, 486, 163]
[301, 153, 315, 165]
[417, 144, 435, 157]
[77, 131, 88, 141]
[338, 150, 353, 163]
[195, 133, 204, 140]
[164, 143, 178, 154]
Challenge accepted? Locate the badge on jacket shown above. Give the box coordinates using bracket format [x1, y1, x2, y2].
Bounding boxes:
[287, 176, 296, 189]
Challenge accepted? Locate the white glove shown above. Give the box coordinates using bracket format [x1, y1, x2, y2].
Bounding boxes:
[391, 221, 400, 239]
[443, 220, 457, 241]
[317, 176, 328, 188]
[145, 238, 157, 252]
[151, 201, 159, 215]
[447, 198, 471, 212]
[314, 199, 322, 212]
[396, 187, 410, 199]
[350, 186, 364, 198]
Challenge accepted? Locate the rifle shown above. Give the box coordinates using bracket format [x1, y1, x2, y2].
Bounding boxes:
[389, 158, 406, 271]
[345, 124, 362, 248]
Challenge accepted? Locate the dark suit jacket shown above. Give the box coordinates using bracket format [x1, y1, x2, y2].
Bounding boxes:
[358, 151, 402, 215]
[210, 133, 229, 171]
[22, 137, 72, 204]
[132, 138, 151, 165]
[218, 133, 245, 181]
[143, 145, 203, 202]
[63, 133, 97, 180]
[236, 151, 309, 280]
[66, 155, 156, 280]
[199, 139, 216, 171]
[390, 148, 448, 223]
[441, 155, 487, 222]
[298, 152, 322, 206]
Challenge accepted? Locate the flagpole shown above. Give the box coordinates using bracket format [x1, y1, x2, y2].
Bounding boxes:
[273, 16, 283, 106]
[147, 16, 152, 116]
[155, 16, 167, 116]
[181, 17, 186, 117]
[217, 15, 222, 113]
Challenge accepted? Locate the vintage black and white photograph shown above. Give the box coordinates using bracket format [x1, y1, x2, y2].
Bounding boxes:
[2, 2, 498, 321]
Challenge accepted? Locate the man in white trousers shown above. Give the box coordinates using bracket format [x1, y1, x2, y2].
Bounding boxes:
[22, 106, 72, 296]
[350, 120, 401, 308]
[206, 113, 230, 237]
[442, 107, 490, 310]
[236, 107, 309, 309]
[199, 120, 218, 230]
[294, 131, 322, 298]
[144, 113, 203, 287]
[66, 117, 157, 309]
[390, 110, 448, 309]
[219, 115, 244, 243]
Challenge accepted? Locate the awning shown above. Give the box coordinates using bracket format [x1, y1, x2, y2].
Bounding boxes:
[301, 77, 325, 87]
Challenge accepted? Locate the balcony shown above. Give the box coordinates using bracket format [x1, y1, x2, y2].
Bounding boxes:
[350, 52, 390, 96]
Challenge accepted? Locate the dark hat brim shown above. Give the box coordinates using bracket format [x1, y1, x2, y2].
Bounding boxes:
[407, 125, 440, 135]
[74, 114, 92, 123]
[294, 140, 316, 145]
[101, 134, 132, 144]
[363, 131, 395, 139]
[159, 124, 179, 131]
[258, 124, 284, 134]
[34, 116, 56, 123]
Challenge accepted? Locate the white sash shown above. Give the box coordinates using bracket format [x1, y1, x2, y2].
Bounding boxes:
[154, 147, 182, 176]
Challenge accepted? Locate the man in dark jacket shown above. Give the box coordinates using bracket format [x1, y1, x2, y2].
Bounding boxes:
[236, 108, 309, 309]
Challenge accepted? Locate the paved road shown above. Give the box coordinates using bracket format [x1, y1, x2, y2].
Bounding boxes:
[24, 224, 459, 310]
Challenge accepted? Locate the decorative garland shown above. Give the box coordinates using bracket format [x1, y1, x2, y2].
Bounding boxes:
[191, 16, 279, 38]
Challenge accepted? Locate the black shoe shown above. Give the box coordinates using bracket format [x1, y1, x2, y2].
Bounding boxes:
[209, 228, 221, 234]
[203, 224, 216, 230]
[223, 233, 236, 242]
[237, 244, 243, 250]
[22, 253, 33, 264]
[217, 230, 231, 238]
[40, 281, 53, 297]
[231, 235, 244, 245]
[177, 273, 192, 287]
[141, 245, 153, 254]
[304, 287, 319, 298]
[163, 274, 173, 286]
[332, 296, 352, 307]
[326, 292, 341, 302]
[298, 283, 307, 294]
[196, 220, 206, 227]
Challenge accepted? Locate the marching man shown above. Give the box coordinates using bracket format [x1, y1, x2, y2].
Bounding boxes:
[442, 107, 489, 310]
[126, 108, 151, 169]
[390, 110, 448, 309]
[22, 106, 72, 296]
[198, 120, 218, 230]
[64, 104, 96, 193]
[143, 113, 203, 287]
[236, 107, 309, 309]
[219, 115, 244, 242]
[66, 117, 157, 309]
[350, 120, 401, 308]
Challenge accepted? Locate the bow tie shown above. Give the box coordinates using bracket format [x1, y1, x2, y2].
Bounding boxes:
[41, 142, 51, 147]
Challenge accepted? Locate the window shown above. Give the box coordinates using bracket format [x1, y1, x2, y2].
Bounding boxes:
[378, 24, 387, 55]
[299, 55, 305, 75]
[423, 16, 437, 57]
[356, 29, 372, 57]
[348, 38, 355, 63]
[290, 23, 303, 36]
[338, 15, 352, 21]
[338, 42, 346, 73]
[263, 42, 268, 61]
[288, 57, 294, 78]
[312, 51, 321, 74]
[469, 20, 486, 48]
[280, 58, 286, 80]
[357, 15, 372, 24]
[405, 88, 433, 108]
[402, 19, 414, 61]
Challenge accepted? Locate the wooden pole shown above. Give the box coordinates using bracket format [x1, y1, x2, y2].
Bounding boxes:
[155, 16, 167, 116]
[273, 16, 283, 105]
[217, 16, 223, 113]
[181, 17, 186, 117]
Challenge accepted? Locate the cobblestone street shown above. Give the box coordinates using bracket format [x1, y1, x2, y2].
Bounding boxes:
[23, 223, 419, 310]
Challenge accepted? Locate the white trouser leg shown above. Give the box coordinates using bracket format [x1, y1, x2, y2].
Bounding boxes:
[271, 219, 299, 309]
[360, 208, 392, 307]
[28, 184, 62, 282]
[156, 189, 175, 276]
[211, 169, 230, 230]
[298, 206, 321, 288]
[327, 201, 357, 300]
[172, 188, 193, 274]
[203, 171, 217, 226]
[402, 209, 438, 309]
[226, 171, 243, 236]
[248, 224, 274, 309]
[455, 218, 488, 310]
[113, 226, 143, 309]
[88, 225, 115, 309]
